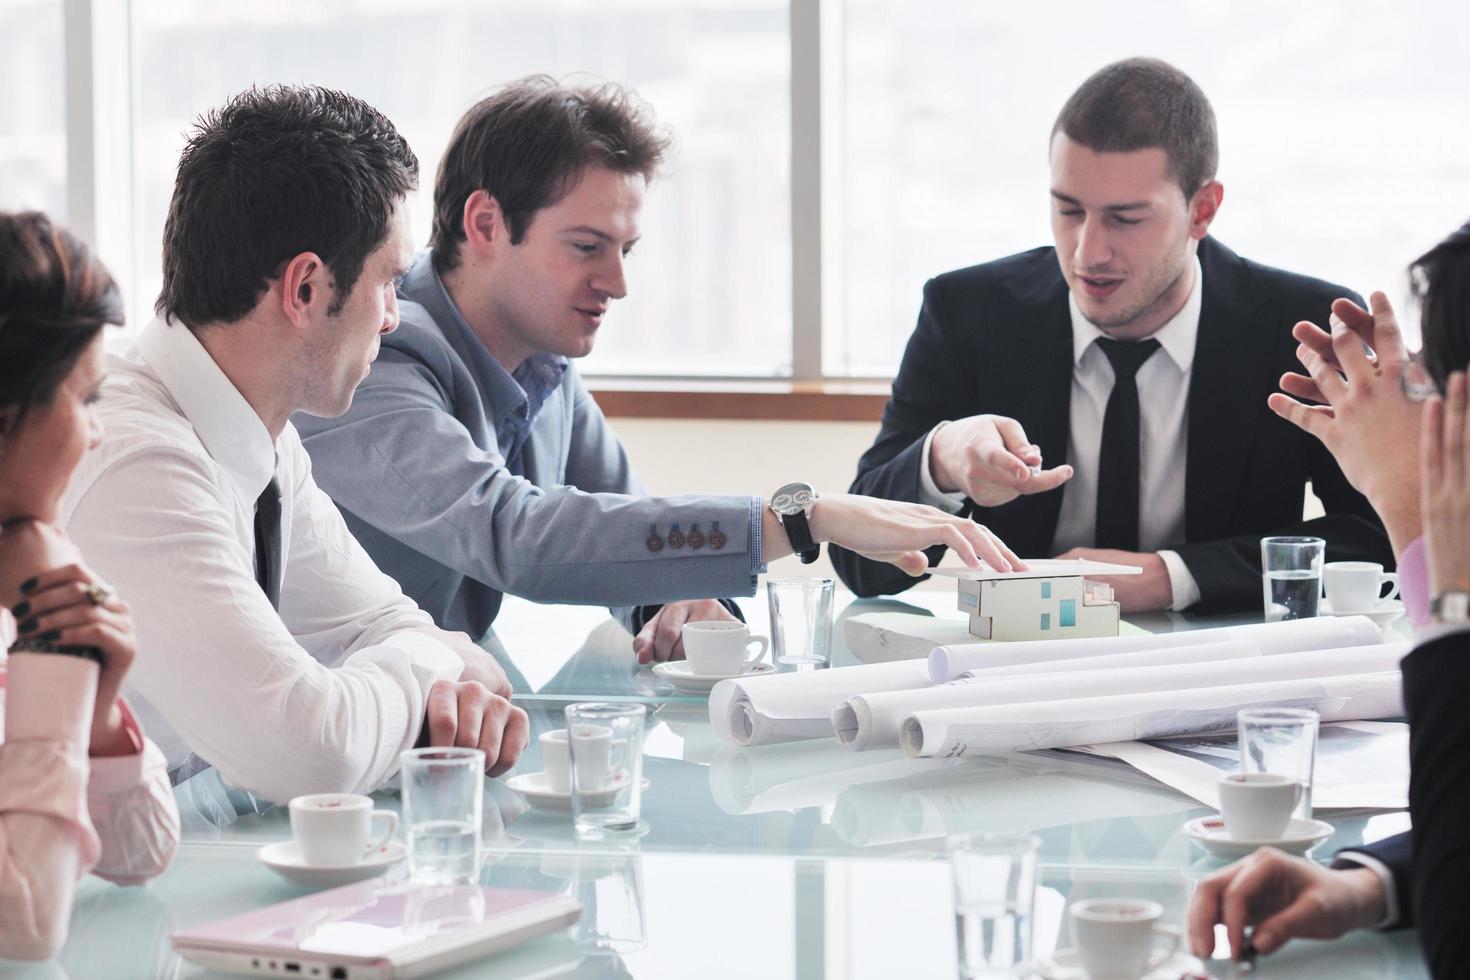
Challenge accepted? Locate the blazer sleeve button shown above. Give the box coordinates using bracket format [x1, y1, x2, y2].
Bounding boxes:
[708, 521, 727, 550]
[646, 525, 664, 552]
[667, 523, 685, 550]
[687, 523, 705, 549]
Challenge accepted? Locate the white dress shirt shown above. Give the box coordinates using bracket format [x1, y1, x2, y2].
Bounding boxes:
[60, 318, 464, 802]
[920, 257, 1204, 610]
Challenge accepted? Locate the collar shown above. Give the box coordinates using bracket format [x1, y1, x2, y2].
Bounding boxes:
[136, 317, 277, 502]
[1069, 254, 1203, 372]
[400, 252, 568, 431]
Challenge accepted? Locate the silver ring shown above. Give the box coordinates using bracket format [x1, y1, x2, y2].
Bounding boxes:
[84, 582, 115, 607]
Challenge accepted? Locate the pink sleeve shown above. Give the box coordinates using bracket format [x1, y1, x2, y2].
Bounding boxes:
[86, 698, 180, 885]
[1400, 535, 1430, 628]
[0, 656, 103, 960]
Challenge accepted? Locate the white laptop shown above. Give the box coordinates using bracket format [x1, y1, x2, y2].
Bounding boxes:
[171, 879, 581, 979]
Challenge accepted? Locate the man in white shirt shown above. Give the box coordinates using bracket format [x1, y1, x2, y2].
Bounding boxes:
[60, 85, 527, 802]
[832, 57, 1392, 614]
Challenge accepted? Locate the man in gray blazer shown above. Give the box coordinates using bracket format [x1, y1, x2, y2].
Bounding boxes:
[294, 75, 1018, 663]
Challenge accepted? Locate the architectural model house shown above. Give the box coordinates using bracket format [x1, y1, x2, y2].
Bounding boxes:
[932, 560, 1145, 642]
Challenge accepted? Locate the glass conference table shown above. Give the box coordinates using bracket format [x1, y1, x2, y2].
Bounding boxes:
[3, 583, 1424, 979]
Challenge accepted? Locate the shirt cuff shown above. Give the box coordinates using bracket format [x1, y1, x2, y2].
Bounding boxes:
[3, 652, 98, 749]
[749, 496, 768, 578]
[1157, 549, 1201, 611]
[918, 424, 968, 514]
[1332, 850, 1399, 929]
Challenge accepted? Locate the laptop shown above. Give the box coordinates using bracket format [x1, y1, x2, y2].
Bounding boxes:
[171, 879, 581, 979]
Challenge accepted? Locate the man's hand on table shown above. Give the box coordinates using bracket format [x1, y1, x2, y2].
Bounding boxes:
[420, 625, 513, 699]
[1054, 547, 1172, 612]
[633, 598, 737, 665]
[929, 414, 1073, 507]
[423, 679, 528, 777]
[1187, 847, 1385, 961]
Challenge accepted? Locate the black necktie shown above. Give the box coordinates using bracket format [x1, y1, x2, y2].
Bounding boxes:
[254, 477, 283, 609]
[1094, 338, 1161, 552]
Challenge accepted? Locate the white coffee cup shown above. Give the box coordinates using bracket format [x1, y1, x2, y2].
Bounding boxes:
[569, 724, 625, 792]
[1070, 898, 1181, 979]
[1217, 772, 1303, 841]
[1322, 561, 1399, 613]
[681, 620, 769, 676]
[540, 729, 573, 794]
[288, 793, 398, 866]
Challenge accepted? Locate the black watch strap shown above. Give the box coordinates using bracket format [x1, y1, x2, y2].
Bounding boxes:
[782, 511, 820, 564]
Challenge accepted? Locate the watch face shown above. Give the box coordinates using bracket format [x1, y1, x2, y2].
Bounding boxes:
[772, 482, 816, 516]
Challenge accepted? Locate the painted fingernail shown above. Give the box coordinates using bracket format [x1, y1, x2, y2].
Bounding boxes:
[11, 602, 29, 619]
[37, 630, 59, 642]
[19, 577, 38, 595]
[17, 618, 36, 634]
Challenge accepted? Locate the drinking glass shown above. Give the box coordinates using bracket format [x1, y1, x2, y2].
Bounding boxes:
[948, 832, 1041, 977]
[400, 746, 483, 884]
[1238, 707, 1319, 822]
[1260, 536, 1325, 621]
[767, 577, 835, 666]
[566, 703, 646, 838]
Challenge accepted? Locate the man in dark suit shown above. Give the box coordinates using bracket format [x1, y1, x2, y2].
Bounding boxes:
[831, 58, 1391, 614]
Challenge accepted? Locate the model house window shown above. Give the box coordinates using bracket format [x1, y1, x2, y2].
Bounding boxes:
[1039, 613, 1051, 631]
[1040, 581, 1052, 599]
[1060, 599, 1077, 628]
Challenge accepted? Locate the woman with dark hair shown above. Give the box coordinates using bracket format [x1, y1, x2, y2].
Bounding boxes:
[0, 211, 178, 959]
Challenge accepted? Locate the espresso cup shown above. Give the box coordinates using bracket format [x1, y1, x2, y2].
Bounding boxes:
[540, 729, 572, 793]
[1070, 898, 1181, 979]
[1217, 772, 1303, 841]
[681, 620, 769, 676]
[288, 793, 398, 866]
[568, 724, 625, 792]
[1322, 561, 1399, 613]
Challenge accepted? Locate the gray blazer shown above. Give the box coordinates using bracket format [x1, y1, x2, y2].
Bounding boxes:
[293, 253, 758, 639]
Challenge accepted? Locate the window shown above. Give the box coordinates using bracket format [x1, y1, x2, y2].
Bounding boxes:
[1039, 580, 1051, 599]
[1039, 612, 1050, 632]
[1059, 599, 1076, 629]
[0, 0, 65, 216]
[12, 1, 1469, 383]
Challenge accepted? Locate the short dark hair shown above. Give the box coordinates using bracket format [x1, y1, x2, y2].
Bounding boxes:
[1052, 57, 1219, 200]
[0, 210, 123, 435]
[1411, 220, 1470, 392]
[430, 75, 672, 273]
[157, 85, 418, 326]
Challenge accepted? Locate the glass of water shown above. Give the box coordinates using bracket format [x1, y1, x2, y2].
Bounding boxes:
[767, 577, 835, 666]
[400, 746, 483, 884]
[566, 703, 646, 838]
[1239, 706, 1319, 822]
[948, 831, 1041, 977]
[1260, 536, 1325, 621]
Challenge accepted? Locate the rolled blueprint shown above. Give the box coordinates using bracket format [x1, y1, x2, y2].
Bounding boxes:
[900, 671, 1403, 758]
[709, 659, 931, 747]
[834, 642, 1409, 751]
[927, 615, 1382, 682]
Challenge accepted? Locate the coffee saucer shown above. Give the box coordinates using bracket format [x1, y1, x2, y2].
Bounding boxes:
[652, 660, 775, 694]
[1183, 815, 1334, 860]
[1320, 598, 1405, 628]
[257, 839, 405, 888]
[506, 771, 652, 814]
[1037, 947, 1202, 980]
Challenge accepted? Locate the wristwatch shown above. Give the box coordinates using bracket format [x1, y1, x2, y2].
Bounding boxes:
[1430, 590, 1470, 624]
[770, 482, 820, 564]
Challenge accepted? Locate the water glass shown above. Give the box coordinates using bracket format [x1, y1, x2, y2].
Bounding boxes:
[1260, 536, 1325, 621]
[566, 703, 646, 838]
[948, 832, 1041, 977]
[400, 746, 484, 884]
[767, 577, 835, 666]
[1238, 707, 1319, 822]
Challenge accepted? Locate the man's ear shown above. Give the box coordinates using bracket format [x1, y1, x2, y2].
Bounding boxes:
[462, 190, 507, 259]
[1188, 180, 1224, 240]
[278, 251, 328, 329]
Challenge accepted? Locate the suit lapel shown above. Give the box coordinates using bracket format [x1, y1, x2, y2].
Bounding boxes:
[1185, 237, 1277, 542]
[990, 275, 1073, 554]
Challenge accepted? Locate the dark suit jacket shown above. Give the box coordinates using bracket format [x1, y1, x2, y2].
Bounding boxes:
[1350, 633, 1470, 975]
[831, 237, 1392, 613]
